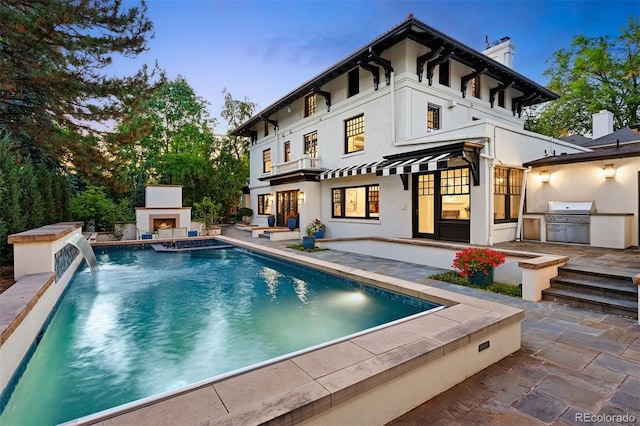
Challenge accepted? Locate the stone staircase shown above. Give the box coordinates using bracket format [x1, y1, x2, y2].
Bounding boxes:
[542, 264, 638, 319]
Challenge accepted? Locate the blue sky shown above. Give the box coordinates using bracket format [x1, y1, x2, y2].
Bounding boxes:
[117, 0, 638, 131]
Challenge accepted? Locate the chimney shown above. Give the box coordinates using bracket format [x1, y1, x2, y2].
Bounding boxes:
[592, 110, 614, 139]
[482, 36, 515, 68]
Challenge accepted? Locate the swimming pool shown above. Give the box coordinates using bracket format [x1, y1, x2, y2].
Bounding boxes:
[0, 245, 440, 425]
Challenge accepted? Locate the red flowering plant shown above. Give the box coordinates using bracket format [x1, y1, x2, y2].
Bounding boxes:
[452, 247, 506, 277]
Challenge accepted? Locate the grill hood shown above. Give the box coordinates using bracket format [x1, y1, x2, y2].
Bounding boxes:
[546, 201, 597, 214]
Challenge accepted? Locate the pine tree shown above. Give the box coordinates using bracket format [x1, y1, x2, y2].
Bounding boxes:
[0, 0, 160, 170]
[20, 159, 44, 229]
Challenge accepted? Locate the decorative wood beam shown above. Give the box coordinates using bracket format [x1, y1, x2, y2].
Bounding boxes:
[260, 115, 278, 130]
[358, 60, 380, 90]
[489, 81, 513, 108]
[426, 52, 453, 86]
[460, 68, 487, 98]
[313, 88, 331, 112]
[417, 47, 444, 82]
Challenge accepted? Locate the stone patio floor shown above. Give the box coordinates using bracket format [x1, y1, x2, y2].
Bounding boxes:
[223, 226, 640, 425]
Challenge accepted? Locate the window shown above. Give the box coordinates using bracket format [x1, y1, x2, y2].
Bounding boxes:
[494, 167, 523, 222]
[348, 68, 359, 97]
[498, 90, 505, 108]
[471, 76, 481, 99]
[345, 114, 364, 153]
[263, 122, 269, 137]
[332, 185, 379, 219]
[283, 141, 290, 162]
[304, 131, 318, 158]
[440, 168, 470, 220]
[262, 148, 271, 173]
[304, 94, 316, 117]
[438, 60, 449, 87]
[257, 194, 269, 215]
[427, 103, 441, 132]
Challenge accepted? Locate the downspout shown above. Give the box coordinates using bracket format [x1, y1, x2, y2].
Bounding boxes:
[515, 167, 532, 241]
[390, 71, 396, 145]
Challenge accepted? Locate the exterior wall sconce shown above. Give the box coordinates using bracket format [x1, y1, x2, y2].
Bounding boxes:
[603, 163, 616, 179]
[268, 194, 274, 208]
[539, 169, 550, 183]
[297, 192, 305, 203]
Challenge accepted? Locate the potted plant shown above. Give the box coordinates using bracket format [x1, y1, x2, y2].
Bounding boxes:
[302, 223, 316, 250]
[267, 214, 276, 227]
[310, 218, 325, 239]
[287, 212, 298, 230]
[452, 247, 506, 287]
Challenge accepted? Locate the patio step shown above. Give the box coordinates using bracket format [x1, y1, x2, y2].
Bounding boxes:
[542, 266, 638, 319]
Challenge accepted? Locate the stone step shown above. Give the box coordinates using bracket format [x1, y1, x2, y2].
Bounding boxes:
[549, 275, 637, 300]
[559, 264, 637, 280]
[542, 287, 638, 319]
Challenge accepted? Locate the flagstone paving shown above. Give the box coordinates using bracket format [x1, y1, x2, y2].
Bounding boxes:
[222, 227, 640, 425]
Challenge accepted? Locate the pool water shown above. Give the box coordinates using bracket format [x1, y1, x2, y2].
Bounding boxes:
[0, 247, 437, 425]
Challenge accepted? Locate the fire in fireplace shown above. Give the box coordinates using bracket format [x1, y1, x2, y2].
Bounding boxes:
[153, 218, 176, 231]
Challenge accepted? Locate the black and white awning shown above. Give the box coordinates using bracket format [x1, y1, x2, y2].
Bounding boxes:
[376, 152, 454, 176]
[318, 160, 385, 180]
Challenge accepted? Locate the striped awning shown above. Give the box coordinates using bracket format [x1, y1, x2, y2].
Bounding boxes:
[376, 152, 454, 176]
[318, 160, 385, 180]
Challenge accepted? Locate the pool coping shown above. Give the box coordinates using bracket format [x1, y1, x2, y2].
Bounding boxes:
[57, 235, 524, 426]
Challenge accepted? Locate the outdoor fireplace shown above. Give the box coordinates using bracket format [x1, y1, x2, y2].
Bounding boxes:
[545, 201, 596, 244]
[153, 218, 176, 231]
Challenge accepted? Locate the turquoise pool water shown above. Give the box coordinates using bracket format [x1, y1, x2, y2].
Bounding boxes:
[0, 246, 438, 425]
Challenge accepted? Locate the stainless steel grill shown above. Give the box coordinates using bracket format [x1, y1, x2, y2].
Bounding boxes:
[545, 201, 596, 244]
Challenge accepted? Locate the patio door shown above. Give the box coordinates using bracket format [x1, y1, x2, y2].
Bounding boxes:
[414, 168, 470, 242]
[276, 190, 298, 227]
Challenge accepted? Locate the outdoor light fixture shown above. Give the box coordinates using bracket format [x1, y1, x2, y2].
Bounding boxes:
[287, 105, 291, 113]
[539, 169, 550, 184]
[297, 192, 305, 203]
[603, 163, 616, 179]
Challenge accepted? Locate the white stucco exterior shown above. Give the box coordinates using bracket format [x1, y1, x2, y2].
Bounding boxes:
[238, 18, 591, 246]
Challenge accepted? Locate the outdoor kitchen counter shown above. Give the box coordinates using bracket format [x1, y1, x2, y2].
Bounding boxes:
[522, 212, 634, 249]
[590, 213, 634, 249]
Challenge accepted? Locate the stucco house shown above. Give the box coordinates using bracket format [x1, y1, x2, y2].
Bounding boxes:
[232, 15, 590, 246]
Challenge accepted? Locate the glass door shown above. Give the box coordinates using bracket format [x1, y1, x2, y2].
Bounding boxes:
[414, 173, 436, 238]
[276, 190, 298, 227]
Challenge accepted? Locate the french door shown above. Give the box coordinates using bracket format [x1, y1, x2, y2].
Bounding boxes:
[414, 168, 470, 242]
[276, 190, 298, 227]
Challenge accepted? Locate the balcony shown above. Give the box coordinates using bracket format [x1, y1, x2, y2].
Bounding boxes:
[270, 155, 322, 175]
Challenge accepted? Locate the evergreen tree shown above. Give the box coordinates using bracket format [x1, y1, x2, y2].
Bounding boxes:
[36, 167, 55, 225]
[0, 0, 160, 170]
[20, 159, 44, 229]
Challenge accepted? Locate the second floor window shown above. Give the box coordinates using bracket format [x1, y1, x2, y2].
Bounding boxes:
[345, 114, 364, 153]
[348, 68, 359, 98]
[494, 167, 523, 222]
[427, 104, 441, 132]
[498, 90, 506, 108]
[438, 60, 450, 87]
[304, 131, 318, 158]
[283, 141, 290, 162]
[472, 76, 481, 99]
[264, 122, 269, 137]
[304, 94, 316, 117]
[262, 148, 271, 173]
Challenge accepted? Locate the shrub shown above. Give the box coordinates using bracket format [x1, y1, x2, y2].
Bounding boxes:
[452, 247, 505, 277]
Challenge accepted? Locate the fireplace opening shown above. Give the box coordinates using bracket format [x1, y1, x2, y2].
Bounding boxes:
[153, 218, 176, 231]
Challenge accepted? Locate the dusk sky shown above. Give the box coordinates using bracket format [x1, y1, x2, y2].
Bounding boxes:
[117, 0, 637, 131]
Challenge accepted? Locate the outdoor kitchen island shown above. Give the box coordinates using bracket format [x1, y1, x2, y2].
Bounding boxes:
[522, 203, 634, 249]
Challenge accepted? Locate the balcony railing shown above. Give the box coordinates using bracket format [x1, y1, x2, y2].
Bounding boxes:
[271, 155, 322, 175]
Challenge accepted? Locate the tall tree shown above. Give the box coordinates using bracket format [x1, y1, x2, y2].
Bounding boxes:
[526, 17, 640, 137]
[109, 76, 218, 204]
[0, 0, 159, 170]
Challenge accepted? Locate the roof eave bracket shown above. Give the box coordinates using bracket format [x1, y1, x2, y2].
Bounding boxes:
[260, 115, 278, 130]
[417, 47, 444, 82]
[368, 48, 394, 86]
[313, 88, 331, 112]
[358, 60, 380, 90]
[489, 81, 513, 108]
[460, 68, 487, 98]
[426, 52, 453, 86]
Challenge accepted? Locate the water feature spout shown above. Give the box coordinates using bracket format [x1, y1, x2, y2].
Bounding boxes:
[65, 234, 99, 283]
